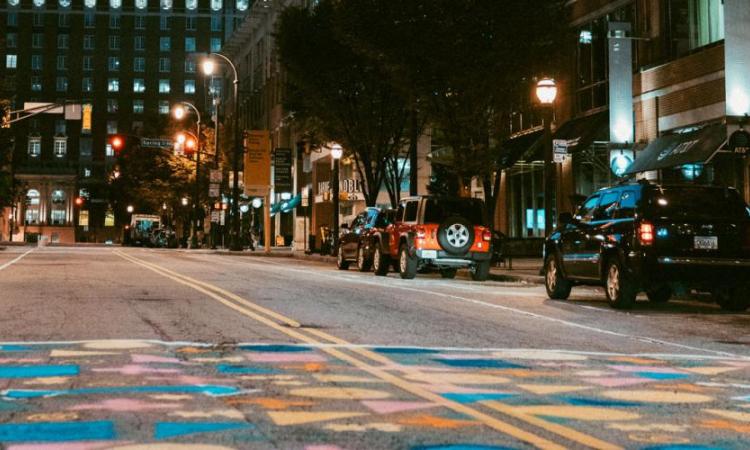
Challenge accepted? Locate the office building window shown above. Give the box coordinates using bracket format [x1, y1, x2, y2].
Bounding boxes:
[56, 55, 66, 70]
[133, 78, 145, 92]
[106, 144, 114, 157]
[108, 78, 119, 92]
[31, 55, 42, 70]
[58, 13, 70, 27]
[135, 16, 145, 29]
[135, 0, 147, 9]
[83, 167, 92, 178]
[185, 60, 196, 73]
[55, 119, 66, 135]
[159, 79, 170, 93]
[83, 56, 93, 71]
[56, 76, 68, 92]
[108, 56, 119, 71]
[236, 0, 248, 11]
[32, 33, 43, 49]
[31, 76, 42, 91]
[57, 35, 69, 49]
[158, 100, 169, 114]
[25, 190, 40, 224]
[211, 0, 221, 12]
[667, 0, 725, 57]
[6, 33, 17, 48]
[109, 36, 120, 50]
[185, 37, 196, 52]
[211, 15, 221, 31]
[211, 38, 222, 52]
[80, 138, 92, 158]
[186, 16, 196, 30]
[107, 99, 118, 113]
[134, 57, 145, 72]
[159, 58, 170, 72]
[33, 13, 44, 27]
[160, 15, 170, 30]
[186, 0, 197, 10]
[107, 120, 118, 134]
[6, 55, 17, 69]
[83, 35, 95, 50]
[28, 139, 41, 158]
[59, 0, 72, 6]
[7, 13, 17, 27]
[161, 0, 172, 10]
[184, 79, 196, 94]
[82, 77, 93, 92]
[53, 138, 67, 158]
[84, 12, 95, 27]
[109, 15, 120, 29]
[110, 0, 121, 9]
[133, 99, 144, 114]
[134, 36, 145, 51]
[160, 37, 170, 51]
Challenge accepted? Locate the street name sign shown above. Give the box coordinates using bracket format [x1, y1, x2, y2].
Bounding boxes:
[141, 138, 174, 149]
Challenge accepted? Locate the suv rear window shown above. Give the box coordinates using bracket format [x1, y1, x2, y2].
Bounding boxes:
[423, 198, 486, 225]
[646, 187, 749, 219]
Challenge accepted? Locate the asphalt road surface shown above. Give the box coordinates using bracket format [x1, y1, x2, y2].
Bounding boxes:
[0, 246, 749, 449]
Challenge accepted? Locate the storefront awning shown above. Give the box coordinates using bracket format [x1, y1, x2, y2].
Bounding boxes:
[624, 123, 727, 175]
[552, 111, 609, 152]
[499, 127, 543, 167]
[270, 194, 301, 216]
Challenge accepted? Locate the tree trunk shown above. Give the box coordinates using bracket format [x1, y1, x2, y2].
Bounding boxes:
[409, 106, 419, 196]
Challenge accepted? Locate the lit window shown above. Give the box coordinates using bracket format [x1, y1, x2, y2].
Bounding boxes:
[84, 0, 95, 7]
[107, 120, 118, 134]
[161, 0, 172, 10]
[53, 138, 67, 158]
[135, 0, 147, 8]
[108, 78, 119, 92]
[28, 139, 41, 158]
[134, 58, 145, 72]
[211, 0, 221, 11]
[159, 100, 169, 114]
[26, 190, 40, 224]
[160, 37, 171, 51]
[186, 0, 197, 9]
[158, 79, 170, 93]
[236, 0, 248, 11]
[33, 0, 44, 7]
[185, 37, 196, 52]
[110, 0, 121, 8]
[108, 56, 119, 71]
[133, 100, 144, 114]
[106, 144, 114, 157]
[107, 99, 118, 113]
[82, 77, 93, 92]
[159, 57, 170, 72]
[133, 78, 145, 93]
[56, 76, 68, 92]
[5, 55, 17, 69]
[8, 0, 19, 5]
[31, 76, 42, 91]
[84, 168, 92, 177]
[57, 55, 66, 70]
[184, 79, 196, 94]
[211, 38, 222, 52]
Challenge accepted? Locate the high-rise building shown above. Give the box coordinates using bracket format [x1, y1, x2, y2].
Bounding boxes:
[0, 0, 249, 243]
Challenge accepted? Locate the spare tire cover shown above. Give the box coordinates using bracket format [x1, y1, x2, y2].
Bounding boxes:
[437, 216, 474, 255]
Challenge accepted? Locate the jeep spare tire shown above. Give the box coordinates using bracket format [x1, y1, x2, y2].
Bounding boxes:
[437, 216, 474, 255]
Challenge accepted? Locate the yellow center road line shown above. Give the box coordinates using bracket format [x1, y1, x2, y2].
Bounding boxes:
[116, 250, 618, 449]
[0, 249, 34, 272]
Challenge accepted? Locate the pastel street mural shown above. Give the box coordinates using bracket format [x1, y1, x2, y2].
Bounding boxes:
[0, 340, 748, 448]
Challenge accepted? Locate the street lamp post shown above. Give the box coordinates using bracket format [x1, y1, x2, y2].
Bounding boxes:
[330, 144, 343, 255]
[203, 53, 242, 251]
[536, 78, 558, 236]
[173, 102, 202, 249]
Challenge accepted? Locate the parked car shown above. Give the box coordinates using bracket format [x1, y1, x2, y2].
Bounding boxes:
[367, 196, 493, 281]
[149, 227, 178, 248]
[543, 181, 750, 311]
[336, 208, 394, 271]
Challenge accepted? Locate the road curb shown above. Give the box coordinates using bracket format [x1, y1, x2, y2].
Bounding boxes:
[488, 273, 544, 285]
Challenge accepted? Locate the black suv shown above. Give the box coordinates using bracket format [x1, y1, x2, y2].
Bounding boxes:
[544, 182, 750, 311]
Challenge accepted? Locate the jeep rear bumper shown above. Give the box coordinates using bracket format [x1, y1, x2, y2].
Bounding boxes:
[416, 249, 491, 267]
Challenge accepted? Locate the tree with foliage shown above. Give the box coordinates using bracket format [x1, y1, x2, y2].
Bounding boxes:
[335, 0, 565, 227]
[276, 0, 412, 207]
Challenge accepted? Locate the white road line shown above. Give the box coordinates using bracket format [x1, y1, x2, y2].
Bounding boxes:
[0, 249, 33, 272]
[215, 255, 741, 358]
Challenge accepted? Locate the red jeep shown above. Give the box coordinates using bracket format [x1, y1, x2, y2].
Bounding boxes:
[370, 196, 493, 281]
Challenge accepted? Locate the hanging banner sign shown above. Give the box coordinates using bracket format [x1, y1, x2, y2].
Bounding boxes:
[243, 130, 271, 196]
[273, 148, 293, 193]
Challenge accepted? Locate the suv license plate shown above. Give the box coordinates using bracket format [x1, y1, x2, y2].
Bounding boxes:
[694, 236, 718, 250]
[421, 250, 438, 259]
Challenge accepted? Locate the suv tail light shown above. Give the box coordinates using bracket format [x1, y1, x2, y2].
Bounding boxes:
[416, 227, 426, 239]
[482, 229, 492, 241]
[639, 221, 655, 246]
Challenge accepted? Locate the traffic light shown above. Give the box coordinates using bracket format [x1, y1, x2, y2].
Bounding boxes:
[74, 197, 84, 207]
[110, 135, 125, 153]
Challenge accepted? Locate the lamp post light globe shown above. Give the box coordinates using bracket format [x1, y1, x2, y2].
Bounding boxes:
[252, 198, 262, 209]
[330, 144, 343, 160]
[175, 133, 186, 145]
[181, 197, 189, 206]
[172, 105, 186, 120]
[536, 78, 558, 105]
[126, 205, 134, 213]
[202, 60, 215, 76]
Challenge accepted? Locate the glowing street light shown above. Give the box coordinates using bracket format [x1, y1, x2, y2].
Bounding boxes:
[535, 78, 558, 105]
[202, 59, 215, 76]
[172, 105, 186, 120]
[126, 205, 134, 213]
[331, 143, 343, 255]
[535, 78, 558, 235]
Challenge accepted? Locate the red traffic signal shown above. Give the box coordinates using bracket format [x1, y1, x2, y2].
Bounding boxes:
[110, 135, 125, 153]
[74, 197, 84, 206]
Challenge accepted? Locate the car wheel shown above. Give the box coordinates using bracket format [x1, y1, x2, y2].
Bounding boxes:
[714, 286, 750, 312]
[605, 258, 637, 309]
[373, 246, 389, 276]
[646, 285, 671, 303]
[470, 260, 490, 282]
[545, 255, 572, 300]
[336, 245, 350, 270]
[440, 268, 457, 279]
[356, 246, 372, 272]
[398, 244, 417, 279]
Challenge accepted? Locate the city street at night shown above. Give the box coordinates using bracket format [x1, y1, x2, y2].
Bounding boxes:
[0, 246, 749, 448]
